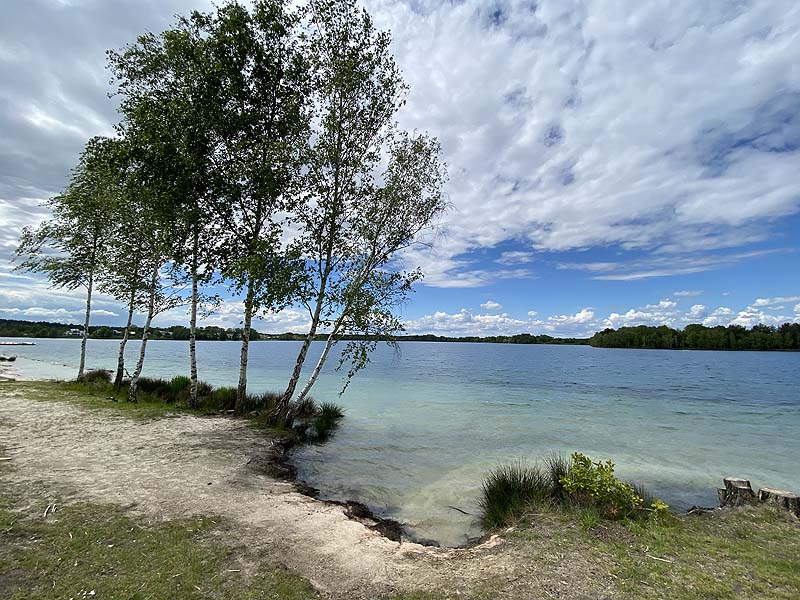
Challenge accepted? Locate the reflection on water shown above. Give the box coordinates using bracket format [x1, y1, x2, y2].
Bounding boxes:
[5, 337, 799, 546]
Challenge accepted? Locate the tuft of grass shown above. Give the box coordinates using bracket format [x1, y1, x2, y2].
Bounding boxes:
[545, 452, 571, 502]
[200, 386, 238, 412]
[579, 507, 601, 530]
[78, 369, 112, 384]
[294, 396, 318, 418]
[480, 462, 554, 527]
[318, 401, 345, 420]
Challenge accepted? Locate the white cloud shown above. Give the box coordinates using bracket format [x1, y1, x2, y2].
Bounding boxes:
[752, 296, 800, 307]
[367, 0, 800, 284]
[496, 251, 535, 265]
[688, 304, 707, 319]
[674, 290, 703, 297]
[527, 310, 538, 317]
[480, 300, 503, 311]
[404, 308, 528, 336]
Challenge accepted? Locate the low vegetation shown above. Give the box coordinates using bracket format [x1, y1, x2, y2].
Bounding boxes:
[480, 452, 668, 528]
[0, 485, 318, 600]
[61, 375, 343, 444]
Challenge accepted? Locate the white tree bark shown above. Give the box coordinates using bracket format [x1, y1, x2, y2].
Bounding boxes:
[113, 291, 136, 389]
[77, 269, 94, 380]
[295, 332, 335, 404]
[235, 276, 255, 414]
[128, 268, 157, 402]
[188, 234, 199, 407]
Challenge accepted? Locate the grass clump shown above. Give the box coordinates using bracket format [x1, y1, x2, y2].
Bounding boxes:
[480, 452, 666, 528]
[480, 461, 553, 527]
[77, 369, 112, 384]
[291, 400, 345, 443]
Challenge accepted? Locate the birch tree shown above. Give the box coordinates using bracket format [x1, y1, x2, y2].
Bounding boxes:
[199, 0, 310, 414]
[294, 134, 446, 403]
[109, 10, 222, 407]
[109, 1, 309, 412]
[15, 137, 121, 379]
[272, 0, 446, 423]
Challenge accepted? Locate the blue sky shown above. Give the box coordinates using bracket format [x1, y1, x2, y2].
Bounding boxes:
[1, 0, 799, 337]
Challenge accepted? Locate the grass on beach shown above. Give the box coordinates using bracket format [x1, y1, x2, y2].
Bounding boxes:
[0, 485, 319, 600]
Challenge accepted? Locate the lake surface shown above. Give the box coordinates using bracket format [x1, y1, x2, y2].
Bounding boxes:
[3, 337, 799, 546]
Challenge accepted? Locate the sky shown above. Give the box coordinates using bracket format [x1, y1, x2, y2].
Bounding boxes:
[1, 0, 799, 338]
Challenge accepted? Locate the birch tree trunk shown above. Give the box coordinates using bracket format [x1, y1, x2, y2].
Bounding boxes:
[188, 230, 199, 408]
[235, 276, 255, 414]
[113, 291, 136, 390]
[128, 268, 157, 403]
[278, 286, 327, 417]
[295, 331, 335, 404]
[77, 268, 95, 380]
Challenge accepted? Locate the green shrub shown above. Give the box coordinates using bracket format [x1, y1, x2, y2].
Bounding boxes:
[200, 387, 237, 411]
[241, 391, 281, 413]
[318, 402, 344, 420]
[79, 369, 112, 384]
[545, 453, 571, 502]
[294, 397, 317, 418]
[480, 462, 554, 527]
[559, 453, 643, 518]
[136, 377, 171, 398]
[169, 376, 191, 394]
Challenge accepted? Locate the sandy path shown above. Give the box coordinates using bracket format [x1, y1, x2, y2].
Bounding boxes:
[0, 385, 611, 599]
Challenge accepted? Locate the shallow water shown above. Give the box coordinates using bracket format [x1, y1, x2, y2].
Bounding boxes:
[4, 337, 799, 546]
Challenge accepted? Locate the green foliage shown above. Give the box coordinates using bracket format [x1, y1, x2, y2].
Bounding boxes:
[169, 375, 190, 393]
[78, 369, 112, 384]
[201, 386, 238, 412]
[590, 322, 800, 351]
[559, 453, 643, 518]
[294, 396, 318, 418]
[649, 498, 671, 523]
[318, 402, 345, 420]
[481, 453, 671, 528]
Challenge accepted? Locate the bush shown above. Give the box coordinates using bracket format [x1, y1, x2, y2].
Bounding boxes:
[480, 452, 671, 528]
[79, 369, 112, 384]
[559, 453, 643, 518]
[168, 376, 191, 394]
[480, 462, 554, 527]
[318, 402, 344, 420]
[199, 387, 238, 412]
[241, 391, 281, 414]
[545, 453, 571, 502]
[135, 377, 171, 398]
[294, 397, 317, 418]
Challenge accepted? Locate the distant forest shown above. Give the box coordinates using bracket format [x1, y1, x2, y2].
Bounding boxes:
[589, 323, 800, 351]
[0, 319, 586, 345]
[3, 318, 798, 350]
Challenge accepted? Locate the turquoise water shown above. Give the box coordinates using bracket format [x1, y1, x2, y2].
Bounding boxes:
[4, 337, 799, 546]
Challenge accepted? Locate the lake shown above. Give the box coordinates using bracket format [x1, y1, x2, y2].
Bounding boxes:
[3, 337, 799, 546]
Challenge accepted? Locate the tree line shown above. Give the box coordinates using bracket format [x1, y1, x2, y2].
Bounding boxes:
[589, 323, 800, 351]
[0, 319, 267, 341]
[14, 0, 446, 425]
